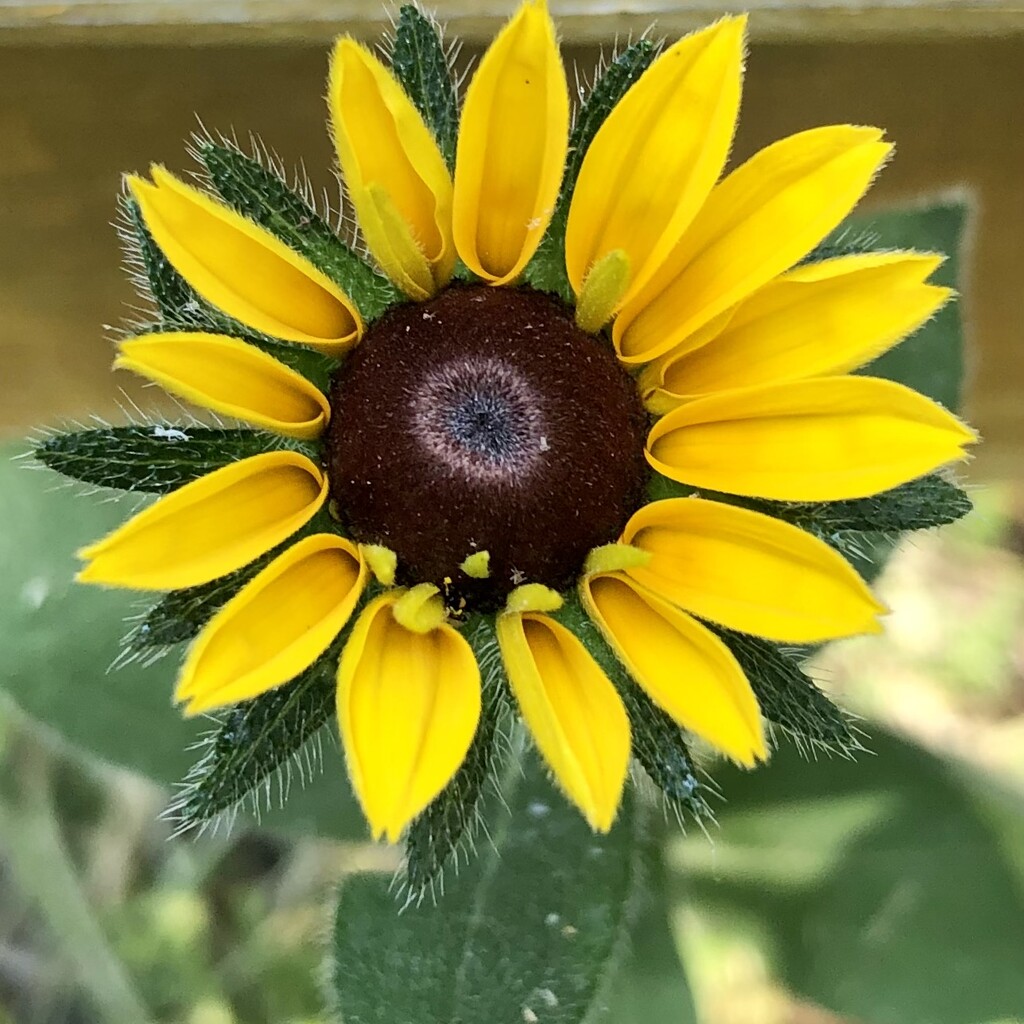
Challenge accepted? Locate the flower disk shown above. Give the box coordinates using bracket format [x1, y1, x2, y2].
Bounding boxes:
[325, 285, 648, 610]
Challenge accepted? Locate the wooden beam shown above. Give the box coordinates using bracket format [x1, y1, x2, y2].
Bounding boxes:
[1, 1, 1023, 46]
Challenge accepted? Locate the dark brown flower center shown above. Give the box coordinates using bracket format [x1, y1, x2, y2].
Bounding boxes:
[324, 285, 648, 611]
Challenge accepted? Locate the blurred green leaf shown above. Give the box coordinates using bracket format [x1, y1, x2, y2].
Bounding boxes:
[328, 749, 648, 1024]
[604, 855, 699, 1024]
[816, 200, 968, 584]
[848, 201, 966, 411]
[0, 446, 365, 840]
[0, 447, 200, 782]
[677, 730, 1024, 1024]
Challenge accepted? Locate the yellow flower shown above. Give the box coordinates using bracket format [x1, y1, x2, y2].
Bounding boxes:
[76, 0, 975, 842]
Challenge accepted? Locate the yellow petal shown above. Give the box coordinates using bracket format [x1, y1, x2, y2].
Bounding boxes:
[128, 167, 361, 355]
[177, 534, 367, 715]
[565, 16, 745, 308]
[647, 376, 976, 501]
[452, 0, 569, 284]
[337, 593, 481, 842]
[76, 451, 327, 590]
[650, 252, 951, 401]
[496, 611, 629, 831]
[329, 39, 455, 298]
[614, 126, 893, 364]
[621, 497, 887, 643]
[114, 332, 331, 440]
[580, 572, 765, 765]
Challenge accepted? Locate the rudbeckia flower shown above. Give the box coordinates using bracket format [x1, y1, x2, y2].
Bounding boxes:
[66, 0, 974, 843]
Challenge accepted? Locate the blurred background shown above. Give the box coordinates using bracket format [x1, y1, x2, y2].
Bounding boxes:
[1, 2, 1023, 1022]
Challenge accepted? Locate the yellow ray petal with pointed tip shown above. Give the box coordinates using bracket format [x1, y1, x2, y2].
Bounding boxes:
[177, 534, 367, 714]
[329, 39, 454, 298]
[496, 611, 629, 831]
[620, 497, 887, 643]
[647, 376, 976, 501]
[565, 16, 745, 308]
[337, 593, 481, 842]
[115, 332, 331, 440]
[452, 0, 569, 284]
[128, 167, 360, 355]
[76, 451, 327, 590]
[649, 252, 950, 401]
[581, 572, 765, 764]
[614, 126, 893, 364]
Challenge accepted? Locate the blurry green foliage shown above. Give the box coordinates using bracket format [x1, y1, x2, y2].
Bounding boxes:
[677, 730, 1024, 1024]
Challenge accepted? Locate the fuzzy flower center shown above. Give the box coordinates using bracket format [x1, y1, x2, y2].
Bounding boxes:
[324, 285, 648, 611]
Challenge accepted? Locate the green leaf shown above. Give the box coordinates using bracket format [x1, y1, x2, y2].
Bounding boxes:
[552, 592, 712, 825]
[679, 729, 1024, 1023]
[402, 615, 510, 898]
[604, 854, 699, 1024]
[647, 472, 970, 540]
[391, 5, 459, 171]
[196, 139, 401, 322]
[709, 626, 860, 756]
[0, 448, 202, 783]
[525, 40, 657, 301]
[33, 426, 296, 495]
[328, 750, 648, 1024]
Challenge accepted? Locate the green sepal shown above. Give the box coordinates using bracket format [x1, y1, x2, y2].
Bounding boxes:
[168, 580, 384, 832]
[710, 625, 861, 756]
[195, 139, 402, 322]
[126, 511, 335, 652]
[122, 196, 337, 391]
[168, 643, 339, 832]
[646, 470, 972, 536]
[402, 614, 509, 898]
[32, 426, 301, 495]
[799, 228, 881, 265]
[525, 39, 658, 302]
[123, 195, 214, 327]
[391, 5, 459, 171]
[551, 590, 712, 825]
[747, 474, 972, 536]
[126, 552, 278, 652]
